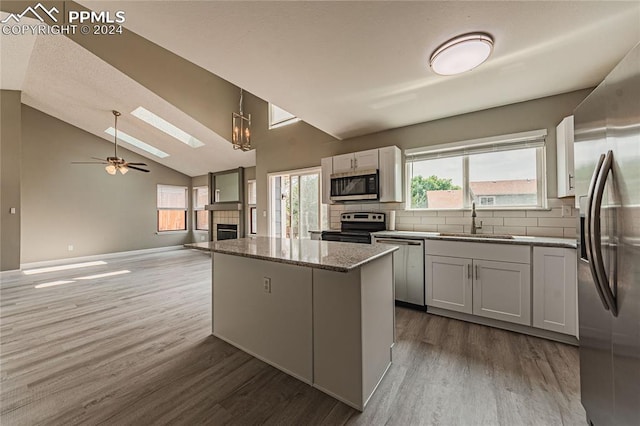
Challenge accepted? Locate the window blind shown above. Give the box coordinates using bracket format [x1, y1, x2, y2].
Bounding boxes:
[157, 185, 187, 209]
[405, 129, 547, 162]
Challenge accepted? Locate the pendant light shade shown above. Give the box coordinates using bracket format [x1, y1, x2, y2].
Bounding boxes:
[430, 33, 494, 76]
[105, 164, 117, 175]
[232, 88, 252, 151]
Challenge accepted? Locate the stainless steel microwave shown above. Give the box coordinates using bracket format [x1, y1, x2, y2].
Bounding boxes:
[330, 169, 379, 201]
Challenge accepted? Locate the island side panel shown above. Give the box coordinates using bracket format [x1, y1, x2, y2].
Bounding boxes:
[312, 268, 364, 410]
[360, 253, 394, 407]
[213, 253, 313, 383]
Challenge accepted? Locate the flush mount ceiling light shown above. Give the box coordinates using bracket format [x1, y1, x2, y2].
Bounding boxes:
[232, 88, 252, 151]
[429, 33, 494, 76]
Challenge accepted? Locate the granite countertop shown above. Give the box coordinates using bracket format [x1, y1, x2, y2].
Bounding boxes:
[372, 230, 577, 249]
[185, 237, 398, 273]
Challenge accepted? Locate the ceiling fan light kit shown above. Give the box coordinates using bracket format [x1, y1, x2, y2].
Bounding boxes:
[430, 32, 494, 76]
[72, 110, 150, 175]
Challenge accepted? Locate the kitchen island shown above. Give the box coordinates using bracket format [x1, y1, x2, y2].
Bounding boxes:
[187, 237, 397, 411]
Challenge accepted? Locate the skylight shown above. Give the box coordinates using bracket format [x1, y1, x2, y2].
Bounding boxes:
[131, 107, 205, 148]
[105, 127, 169, 158]
[269, 104, 300, 129]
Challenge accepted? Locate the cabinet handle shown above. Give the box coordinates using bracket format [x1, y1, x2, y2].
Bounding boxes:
[475, 265, 478, 280]
[569, 173, 574, 190]
[467, 264, 471, 279]
[354, 158, 358, 169]
[350, 158, 354, 169]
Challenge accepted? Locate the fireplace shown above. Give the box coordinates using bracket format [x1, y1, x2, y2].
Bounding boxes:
[217, 224, 238, 241]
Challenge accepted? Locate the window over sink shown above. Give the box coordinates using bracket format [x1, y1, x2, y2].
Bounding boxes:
[405, 129, 546, 210]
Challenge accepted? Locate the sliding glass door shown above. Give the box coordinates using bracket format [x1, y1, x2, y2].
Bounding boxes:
[269, 168, 324, 239]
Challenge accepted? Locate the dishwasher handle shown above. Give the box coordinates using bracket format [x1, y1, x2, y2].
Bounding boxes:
[375, 239, 423, 246]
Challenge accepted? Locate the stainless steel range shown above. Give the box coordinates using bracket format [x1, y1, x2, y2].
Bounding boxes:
[321, 212, 386, 244]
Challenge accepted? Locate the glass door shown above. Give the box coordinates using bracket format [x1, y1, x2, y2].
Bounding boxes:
[269, 168, 323, 239]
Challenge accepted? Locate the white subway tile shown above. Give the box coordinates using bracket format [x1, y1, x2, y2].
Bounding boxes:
[493, 210, 526, 217]
[504, 217, 538, 227]
[445, 217, 469, 225]
[494, 226, 527, 235]
[397, 216, 422, 225]
[564, 227, 578, 238]
[396, 210, 415, 217]
[421, 216, 447, 225]
[463, 210, 493, 217]
[414, 224, 439, 232]
[547, 198, 566, 208]
[476, 217, 504, 226]
[437, 224, 464, 233]
[526, 208, 562, 218]
[538, 218, 577, 228]
[438, 210, 463, 217]
[526, 227, 564, 237]
[396, 224, 414, 231]
[414, 210, 438, 217]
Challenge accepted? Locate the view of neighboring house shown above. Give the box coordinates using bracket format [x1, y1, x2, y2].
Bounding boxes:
[425, 179, 537, 209]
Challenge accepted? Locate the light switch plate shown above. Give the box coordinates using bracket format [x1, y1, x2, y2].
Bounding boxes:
[10, 207, 16, 214]
[562, 205, 572, 217]
[263, 277, 271, 293]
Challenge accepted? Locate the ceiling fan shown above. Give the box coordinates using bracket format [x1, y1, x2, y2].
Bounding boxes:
[73, 110, 150, 174]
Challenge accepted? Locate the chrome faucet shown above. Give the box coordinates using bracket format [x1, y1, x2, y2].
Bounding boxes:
[471, 202, 483, 234]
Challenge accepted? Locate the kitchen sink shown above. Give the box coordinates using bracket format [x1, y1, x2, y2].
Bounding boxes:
[438, 233, 514, 239]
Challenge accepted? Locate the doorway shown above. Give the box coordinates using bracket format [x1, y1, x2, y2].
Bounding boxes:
[268, 167, 327, 238]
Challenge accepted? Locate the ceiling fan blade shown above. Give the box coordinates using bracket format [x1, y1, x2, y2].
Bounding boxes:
[125, 162, 147, 166]
[91, 157, 108, 162]
[127, 165, 150, 173]
[72, 161, 108, 164]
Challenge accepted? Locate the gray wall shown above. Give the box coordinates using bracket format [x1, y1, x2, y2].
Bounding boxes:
[249, 89, 592, 234]
[1, 90, 22, 271]
[20, 106, 192, 264]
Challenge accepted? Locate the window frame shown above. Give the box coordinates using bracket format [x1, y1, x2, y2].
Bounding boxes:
[193, 186, 209, 231]
[268, 103, 300, 129]
[247, 179, 257, 235]
[405, 129, 547, 211]
[157, 184, 188, 232]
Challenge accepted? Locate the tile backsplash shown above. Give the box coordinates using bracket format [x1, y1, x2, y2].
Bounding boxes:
[329, 198, 577, 238]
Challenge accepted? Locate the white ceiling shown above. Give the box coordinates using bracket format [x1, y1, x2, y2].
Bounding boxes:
[78, 1, 640, 140]
[0, 13, 255, 177]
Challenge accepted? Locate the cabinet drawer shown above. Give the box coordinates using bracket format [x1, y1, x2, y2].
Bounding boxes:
[425, 240, 530, 264]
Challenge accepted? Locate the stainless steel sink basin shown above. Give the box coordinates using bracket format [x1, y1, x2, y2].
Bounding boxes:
[438, 233, 514, 239]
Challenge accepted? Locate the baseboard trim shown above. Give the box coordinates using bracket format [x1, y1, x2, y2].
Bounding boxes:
[20, 245, 185, 270]
[427, 306, 579, 346]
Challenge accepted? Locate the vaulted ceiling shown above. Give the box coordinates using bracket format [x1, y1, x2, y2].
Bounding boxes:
[2, 1, 639, 177]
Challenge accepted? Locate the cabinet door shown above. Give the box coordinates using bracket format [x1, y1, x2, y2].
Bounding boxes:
[321, 157, 333, 204]
[556, 115, 575, 197]
[473, 260, 531, 325]
[333, 154, 354, 173]
[426, 255, 472, 314]
[354, 149, 379, 170]
[379, 146, 402, 203]
[532, 247, 577, 335]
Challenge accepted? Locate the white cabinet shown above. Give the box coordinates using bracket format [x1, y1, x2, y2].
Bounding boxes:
[321, 157, 333, 204]
[556, 115, 575, 198]
[378, 146, 402, 202]
[425, 240, 531, 326]
[533, 247, 577, 336]
[473, 260, 531, 326]
[332, 149, 379, 173]
[321, 146, 402, 203]
[426, 255, 472, 314]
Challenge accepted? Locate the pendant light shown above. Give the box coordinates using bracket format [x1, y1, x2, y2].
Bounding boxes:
[430, 33, 494, 76]
[232, 88, 252, 151]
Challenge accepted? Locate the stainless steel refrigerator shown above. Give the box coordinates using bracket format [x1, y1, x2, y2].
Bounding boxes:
[574, 42, 639, 426]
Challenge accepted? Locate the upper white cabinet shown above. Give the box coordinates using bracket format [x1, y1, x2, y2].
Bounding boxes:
[321, 146, 402, 203]
[532, 247, 577, 336]
[332, 149, 379, 173]
[378, 146, 402, 203]
[556, 115, 575, 198]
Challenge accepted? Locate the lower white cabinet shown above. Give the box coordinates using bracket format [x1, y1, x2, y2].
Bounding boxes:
[426, 255, 472, 314]
[425, 241, 531, 327]
[532, 247, 577, 336]
[473, 260, 531, 326]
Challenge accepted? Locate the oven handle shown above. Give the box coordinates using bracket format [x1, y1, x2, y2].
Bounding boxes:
[375, 239, 423, 246]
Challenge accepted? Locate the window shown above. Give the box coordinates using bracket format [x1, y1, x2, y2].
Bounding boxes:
[247, 180, 257, 234]
[269, 104, 300, 129]
[193, 186, 209, 231]
[157, 185, 187, 231]
[405, 129, 546, 210]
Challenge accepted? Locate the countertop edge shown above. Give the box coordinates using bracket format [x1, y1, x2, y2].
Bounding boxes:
[371, 231, 577, 249]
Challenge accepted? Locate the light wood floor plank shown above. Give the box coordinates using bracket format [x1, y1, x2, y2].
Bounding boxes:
[1, 249, 584, 425]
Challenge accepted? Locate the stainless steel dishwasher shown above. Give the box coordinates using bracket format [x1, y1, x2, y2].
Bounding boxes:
[373, 236, 425, 309]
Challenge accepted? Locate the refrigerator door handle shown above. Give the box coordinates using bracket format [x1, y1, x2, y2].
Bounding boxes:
[590, 150, 618, 316]
[585, 153, 610, 311]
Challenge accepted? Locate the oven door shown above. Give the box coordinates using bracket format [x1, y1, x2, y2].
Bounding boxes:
[330, 169, 379, 201]
[321, 231, 371, 244]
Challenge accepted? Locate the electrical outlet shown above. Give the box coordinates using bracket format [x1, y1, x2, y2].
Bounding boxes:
[561, 205, 572, 217]
[9, 207, 16, 214]
[263, 277, 271, 293]
[68, 245, 74, 251]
